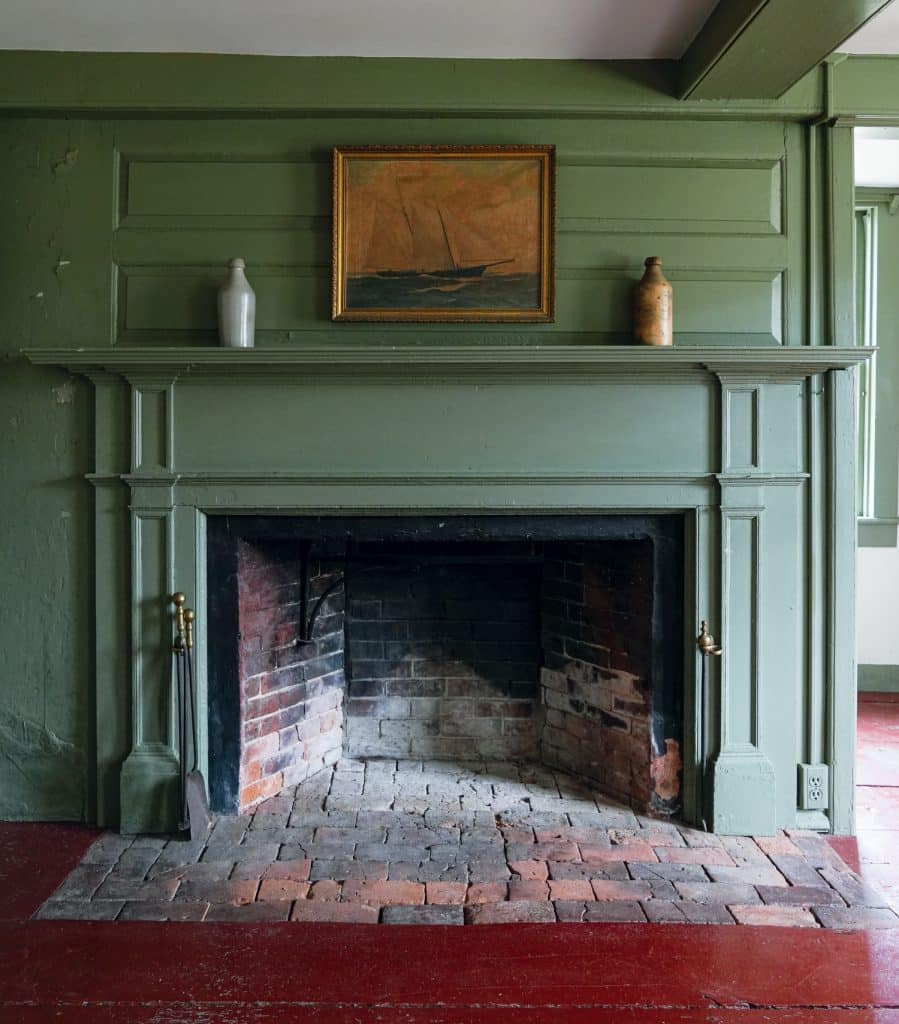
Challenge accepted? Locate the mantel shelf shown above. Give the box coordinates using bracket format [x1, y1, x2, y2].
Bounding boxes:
[24, 345, 873, 380]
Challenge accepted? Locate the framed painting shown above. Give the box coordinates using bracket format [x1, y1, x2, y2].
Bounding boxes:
[332, 145, 555, 322]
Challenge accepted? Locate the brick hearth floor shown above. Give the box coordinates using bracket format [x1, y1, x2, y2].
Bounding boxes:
[36, 759, 899, 928]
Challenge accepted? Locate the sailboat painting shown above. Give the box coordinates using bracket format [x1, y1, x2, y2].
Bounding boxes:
[332, 146, 555, 322]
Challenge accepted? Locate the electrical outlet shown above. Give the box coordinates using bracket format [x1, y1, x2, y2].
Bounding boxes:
[798, 763, 829, 810]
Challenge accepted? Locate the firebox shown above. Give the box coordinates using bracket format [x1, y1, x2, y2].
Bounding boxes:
[207, 515, 684, 819]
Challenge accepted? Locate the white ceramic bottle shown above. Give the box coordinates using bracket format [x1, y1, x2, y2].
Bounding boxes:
[217, 258, 256, 348]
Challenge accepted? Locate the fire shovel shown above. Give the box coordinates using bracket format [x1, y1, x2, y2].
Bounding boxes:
[173, 594, 211, 842]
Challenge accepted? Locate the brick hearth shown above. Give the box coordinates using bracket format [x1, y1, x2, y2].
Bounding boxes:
[37, 760, 899, 928]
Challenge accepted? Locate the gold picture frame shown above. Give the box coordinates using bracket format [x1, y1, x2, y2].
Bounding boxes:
[332, 145, 555, 323]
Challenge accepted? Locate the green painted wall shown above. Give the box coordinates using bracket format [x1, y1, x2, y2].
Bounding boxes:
[0, 52, 867, 827]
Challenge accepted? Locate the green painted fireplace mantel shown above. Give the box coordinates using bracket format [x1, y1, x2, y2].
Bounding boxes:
[25, 345, 869, 836]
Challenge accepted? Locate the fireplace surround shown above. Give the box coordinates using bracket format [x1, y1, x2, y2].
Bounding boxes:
[26, 344, 869, 836]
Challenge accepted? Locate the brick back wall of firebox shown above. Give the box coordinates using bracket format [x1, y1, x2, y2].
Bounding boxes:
[344, 559, 543, 760]
[540, 541, 656, 808]
[237, 540, 345, 811]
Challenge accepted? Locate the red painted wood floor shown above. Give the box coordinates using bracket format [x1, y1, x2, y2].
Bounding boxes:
[2, 698, 898, 1023]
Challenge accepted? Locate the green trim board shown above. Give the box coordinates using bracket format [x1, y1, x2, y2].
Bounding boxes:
[25, 346, 873, 377]
[858, 519, 899, 547]
[833, 57, 899, 123]
[0, 51, 825, 120]
[5, 51, 899, 124]
[858, 665, 899, 692]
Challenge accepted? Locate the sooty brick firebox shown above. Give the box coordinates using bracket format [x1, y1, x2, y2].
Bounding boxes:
[207, 515, 684, 819]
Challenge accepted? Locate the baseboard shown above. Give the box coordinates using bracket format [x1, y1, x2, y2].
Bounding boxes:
[858, 664, 899, 693]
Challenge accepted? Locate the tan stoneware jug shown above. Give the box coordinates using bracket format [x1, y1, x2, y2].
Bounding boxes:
[634, 256, 673, 346]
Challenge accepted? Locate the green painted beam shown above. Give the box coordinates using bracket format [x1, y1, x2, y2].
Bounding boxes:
[680, 0, 893, 100]
[834, 56, 899, 122]
[0, 50, 825, 120]
[679, 0, 768, 99]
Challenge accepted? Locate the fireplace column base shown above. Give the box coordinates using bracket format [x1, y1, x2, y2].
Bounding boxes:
[120, 744, 180, 835]
[710, 750, 777, 835]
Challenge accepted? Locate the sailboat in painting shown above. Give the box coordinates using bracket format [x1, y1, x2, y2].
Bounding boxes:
[335, 146, 553, 319]
[370, 196, 513, 280]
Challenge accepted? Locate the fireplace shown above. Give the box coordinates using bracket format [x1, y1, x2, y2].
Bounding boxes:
[25, 344, 868, 836]
[207, 515, 684, 819]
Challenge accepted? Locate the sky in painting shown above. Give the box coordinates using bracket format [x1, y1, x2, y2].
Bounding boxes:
[344, 156, 542, 276]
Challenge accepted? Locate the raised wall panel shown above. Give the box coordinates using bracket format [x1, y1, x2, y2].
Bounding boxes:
[121, 158, 324, 225]
[560, 160, 782, 236]
[722, 511, 761, 749]
[725, 389, 760, 471]
[131, 511, 171, 748]
[172, 379, 715, 476]
[132, 385, 170, 471]
[118, 266, 784, 343]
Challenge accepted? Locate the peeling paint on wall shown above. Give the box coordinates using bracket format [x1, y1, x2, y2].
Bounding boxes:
[51, 148, 79, 176]
[0, 707, 84, 820]
[51, 379, 76, 405]
[650, 737, 683, 804]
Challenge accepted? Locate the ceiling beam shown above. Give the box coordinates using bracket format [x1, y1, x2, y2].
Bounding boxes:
[679, 0, 896, 100]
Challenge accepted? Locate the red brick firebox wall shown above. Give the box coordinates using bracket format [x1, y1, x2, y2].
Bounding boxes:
[540, 541, 656, 811]
[237, 540, 345, 812]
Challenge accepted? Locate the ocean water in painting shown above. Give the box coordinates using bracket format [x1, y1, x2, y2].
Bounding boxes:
[346, 272, 541, 311]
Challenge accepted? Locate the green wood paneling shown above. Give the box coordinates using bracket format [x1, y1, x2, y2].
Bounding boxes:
[110, 117, 792, 346]
[0, 52, 873, 833]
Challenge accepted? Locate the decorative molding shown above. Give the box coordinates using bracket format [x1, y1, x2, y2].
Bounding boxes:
[25, 345, 873, 382]
[858, 665, 899, 693]
[858, 517, 899, 548]
[0, 51, 826, 121]
[126, 470, 715, 488]
[722, 384, 762, 473]
[717, 473, 809, 486]
[721, 508, 763, 751]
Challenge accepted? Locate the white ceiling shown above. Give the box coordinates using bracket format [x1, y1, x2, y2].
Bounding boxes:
[0, 0, 720, 59]
[841, 1, 899, 54]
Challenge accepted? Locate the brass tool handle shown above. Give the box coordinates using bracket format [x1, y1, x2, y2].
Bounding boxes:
[184, 609, 195, 651]
[697, 620, 723, 656]
[171, 592, 187, 651]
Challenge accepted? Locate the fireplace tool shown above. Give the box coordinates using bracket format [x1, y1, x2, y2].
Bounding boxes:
[172, 593, 211, 841]
[697, 620, 723, 774]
